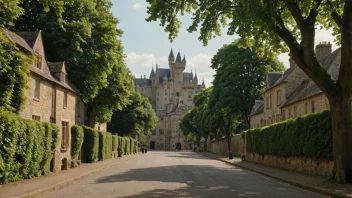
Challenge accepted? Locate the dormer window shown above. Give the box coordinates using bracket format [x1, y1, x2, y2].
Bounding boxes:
[35, 53, 42, 70]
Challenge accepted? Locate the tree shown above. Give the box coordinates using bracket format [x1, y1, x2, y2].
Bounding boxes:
[179, 109, 201, 150]
[146, 0, 352, 183]
[0, 31, 32, 113]
[107, 91, 157, 137]
[12, 0, 132, 127]
[211, 43, 284, 129]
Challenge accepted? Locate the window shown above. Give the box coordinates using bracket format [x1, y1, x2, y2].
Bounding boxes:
[34, 79, 40, 100]
[277, 90, 281, 104]
[294, 106, 297, 117]
[61, 122, 69, 149]
[288, 108, 291, 118]
[282, 110, 286, 120]
[270, 94, 273, 108]
[159, 129, 164, 135]
[35, 54, 42, 69]
[165, 93, 167, 95]
[32, 115, 40, 121]
[311, 101, 315, 113]
[305, 102, 308, 114]
[63, 92, 68, 109]
[160, 117, 164, 121]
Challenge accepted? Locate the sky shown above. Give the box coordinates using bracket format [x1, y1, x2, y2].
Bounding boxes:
[111, 0, 339, 87]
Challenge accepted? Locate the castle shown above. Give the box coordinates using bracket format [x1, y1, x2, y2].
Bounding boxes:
[134, 49, 205, 150]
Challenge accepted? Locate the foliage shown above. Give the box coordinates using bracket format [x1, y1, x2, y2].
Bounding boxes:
[211, 43, 284, 129]
[71, 125, 84, 161]
[112, 135, 118, 152]
[0, 109, 58, 184]
[97, 131, 112, 161]
[108, 91, 157, 137]
[0, 32, 32, 113]
[244, 110, 333, 160]
[82, 126, 99, 163]
[11, 0, 132, 127]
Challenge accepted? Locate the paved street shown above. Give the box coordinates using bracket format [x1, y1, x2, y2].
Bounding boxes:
[44, 151, 323, 198]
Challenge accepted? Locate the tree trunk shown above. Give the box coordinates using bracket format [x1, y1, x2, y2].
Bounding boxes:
[85, 104, 96, 128]
[196, 135, 201, 152]
[226, 132, 233, 159]
[204, 138, 208, 153]
[330, 92, 352, 183]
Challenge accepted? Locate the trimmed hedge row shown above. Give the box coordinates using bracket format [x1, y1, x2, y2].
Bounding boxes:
[71, 125, 84, 164]
[0, 110, 59, 184]
[243, 110, 333, 160]
[82, 126, 99, 163]
[112, 135, 118, 152]
[82, 126, 137, 163]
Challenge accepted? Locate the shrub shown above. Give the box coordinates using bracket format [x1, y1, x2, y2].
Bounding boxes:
[112, 135, 118, 152]
[243, 110, 333, 160]
[0, 109, 58, 184]
[98, 131, 106, 161]
[71, 125, 84, 163]
[105, 132, 112, 160]
[82, 126, 99, 163]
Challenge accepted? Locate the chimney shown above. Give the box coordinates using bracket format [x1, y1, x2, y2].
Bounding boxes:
[315, 41, 332, 59]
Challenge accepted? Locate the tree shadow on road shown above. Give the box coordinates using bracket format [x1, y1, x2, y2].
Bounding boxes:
[95, 165, 321, 198]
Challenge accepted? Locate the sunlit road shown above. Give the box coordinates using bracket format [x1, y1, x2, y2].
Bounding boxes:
[44, 151, 323, 198]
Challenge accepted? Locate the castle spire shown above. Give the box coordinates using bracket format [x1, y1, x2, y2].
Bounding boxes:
[202, 79, 206, 88]
[182, 55, 186, 62]
[150, 66, 155, 78]
[176, 51, 182, 62]
[194, 72, 198, 82]
[168, 48, 175, 62]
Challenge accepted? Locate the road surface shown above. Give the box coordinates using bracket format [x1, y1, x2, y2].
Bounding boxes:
[44, 151, 323, 198]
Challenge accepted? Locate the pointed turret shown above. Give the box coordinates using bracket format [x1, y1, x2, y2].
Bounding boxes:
[168, 48, 175, 62]
[190, 70, 194, 80]
[182, 55, 186, 62]
[150, 66, 155, 78]
[202, 79, 206, 88]
[194, 72, 198, 82]
[176, 51, 182, 62]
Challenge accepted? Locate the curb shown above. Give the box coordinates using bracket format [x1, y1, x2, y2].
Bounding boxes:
[199, 153, 348, 198]
[20, 154, 141, 198]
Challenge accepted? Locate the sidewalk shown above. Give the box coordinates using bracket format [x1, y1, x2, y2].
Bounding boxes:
[0, 154, 141, 198]
[201, 152, 352, 198]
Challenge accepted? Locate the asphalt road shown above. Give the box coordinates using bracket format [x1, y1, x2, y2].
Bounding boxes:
[44, 151, 324, 198]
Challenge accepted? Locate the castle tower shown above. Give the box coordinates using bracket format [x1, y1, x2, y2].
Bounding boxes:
[194, 72, 198, 83]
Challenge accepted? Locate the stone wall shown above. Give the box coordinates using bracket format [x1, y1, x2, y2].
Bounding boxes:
[204, 134, 245, 157]
[245, 153, 333, 177]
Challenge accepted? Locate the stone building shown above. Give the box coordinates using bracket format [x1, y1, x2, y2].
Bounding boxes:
[249, 42, 338, 128]
[134, 49, 205, 150]
[2, 29, 84, 171]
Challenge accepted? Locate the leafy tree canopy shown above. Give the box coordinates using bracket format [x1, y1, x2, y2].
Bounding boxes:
[211, 43, 284, 129]
[107, 91, 157, 137]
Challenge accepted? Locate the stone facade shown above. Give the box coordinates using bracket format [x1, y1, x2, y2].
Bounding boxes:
[249, 42, 339, 128]
[3, 29, 84, 172]
[201, 135, 245, 157]
[135, 49, 205, 150]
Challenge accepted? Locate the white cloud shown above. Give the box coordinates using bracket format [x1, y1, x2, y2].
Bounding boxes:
[125, 52, 215, 87]
[132, 3, 142, 9]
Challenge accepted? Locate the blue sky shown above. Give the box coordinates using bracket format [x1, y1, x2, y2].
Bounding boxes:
[111, 0, 337, 87]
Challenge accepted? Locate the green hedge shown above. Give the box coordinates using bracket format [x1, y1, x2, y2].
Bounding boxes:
[71, 125, 84, 164]
[105, 132, 112, 159]
[112, 135, 118, 152]
[82, 126, 99, 163]
[0, 110, 58, 184]
[98, 131, 113, 161]
[243, 110, 332, 160]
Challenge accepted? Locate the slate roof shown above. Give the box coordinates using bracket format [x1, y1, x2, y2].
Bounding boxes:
[2, 29, 33, 53]
[176, 52, 182, 62]
[3, 29, 81, 94]
[47, 62, 66, 74]
[249, 100, 264, 116]
[281, 48, 341, 107]
[156, 68, 171, 82]
[15, 31, 40, 48]
[266, 72, 283, 88]
[134, 78, 152, 86]
[183, 72, 193, 82]
[265, 66, 296, 92]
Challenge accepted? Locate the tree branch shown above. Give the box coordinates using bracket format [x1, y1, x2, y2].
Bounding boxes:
[327, 0, 343, 28]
